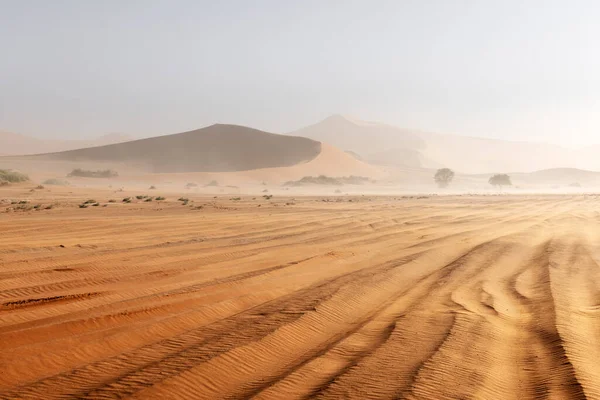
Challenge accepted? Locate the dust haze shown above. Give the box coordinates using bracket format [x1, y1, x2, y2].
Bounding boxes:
[3, 2, 600, 399]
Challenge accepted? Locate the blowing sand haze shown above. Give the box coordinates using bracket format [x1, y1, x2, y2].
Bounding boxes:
[3, 1, 600, 399]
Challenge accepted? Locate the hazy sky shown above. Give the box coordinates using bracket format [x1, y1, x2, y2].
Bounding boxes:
[1, 0, 599, 146]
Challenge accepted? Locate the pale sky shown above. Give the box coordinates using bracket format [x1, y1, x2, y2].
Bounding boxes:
[1, 0, 599, 146]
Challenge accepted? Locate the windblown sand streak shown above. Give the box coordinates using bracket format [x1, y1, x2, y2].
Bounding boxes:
[1, 194, 599, 399]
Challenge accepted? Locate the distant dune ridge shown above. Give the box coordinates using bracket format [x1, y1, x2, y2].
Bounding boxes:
[28, 124, 322, 173]
[4, 116, 600, 181]
[291, 115, 431, 169]
[291, 114, 600, 174]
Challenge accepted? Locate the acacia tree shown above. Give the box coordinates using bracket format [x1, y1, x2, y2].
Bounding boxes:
[434, 168, 455, 188]
[489, 174, 512, 187]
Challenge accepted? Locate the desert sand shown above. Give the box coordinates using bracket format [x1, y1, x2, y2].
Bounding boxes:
[1, 184, 599, 399]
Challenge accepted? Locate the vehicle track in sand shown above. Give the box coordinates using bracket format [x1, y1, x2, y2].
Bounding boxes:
[1, 194, 599, 399]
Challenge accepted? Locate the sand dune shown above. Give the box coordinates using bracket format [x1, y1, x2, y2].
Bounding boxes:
[292, 115, 600, 174]
[26, 124, 322, 173]
[290, 115, 429, 169]
[0, 126, 381, 186]
[1, 188, 599, 399]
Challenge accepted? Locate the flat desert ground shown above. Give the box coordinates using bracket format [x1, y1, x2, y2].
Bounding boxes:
[2, 187, 600, 399]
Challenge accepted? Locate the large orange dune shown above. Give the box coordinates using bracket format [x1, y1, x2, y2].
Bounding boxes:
[1, 185, 599, 399]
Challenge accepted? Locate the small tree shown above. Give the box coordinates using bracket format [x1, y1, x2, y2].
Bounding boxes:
[434, 168, 455, 188]
[489, 174, 512, 187]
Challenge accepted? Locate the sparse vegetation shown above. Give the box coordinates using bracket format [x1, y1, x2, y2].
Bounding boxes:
[35, 185, 45, 190]
[205, 180, 219, 187]
[79, 204, 88, 208]
[122, 197, 132, 203]
[83, 199, 96, 204]
[489, 174, 512, 187]
[108, 199, 117, 203]
[92, 202, 100, 207]
[155, 196, 166, 201]
[284, 175, 371, 186]
[263, 195, 273, 200]
[149, 185, 156, 190]
[230, 197, 241, 201]
[434, 168, 455, 188]
[185, 182, 198, 189]
[0, 169, 29, 183]
[42, 178, 69, 186]
[144, 197, 153, 202]
[67, 169, 118, 178]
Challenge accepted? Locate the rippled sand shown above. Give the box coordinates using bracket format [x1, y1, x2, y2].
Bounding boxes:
[1, 191, 599, 399]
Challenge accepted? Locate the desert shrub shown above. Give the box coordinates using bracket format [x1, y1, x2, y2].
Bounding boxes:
[0, 169, 29, 183]
[263, 194, 273, 200]
[284, 175, 371, 187]
[92, 202, 100, 207]
[341, 176, 372, 184]
[18, 200, 28, 204]
[178, 197, 189, 202]
[44, 205, 54, 210]
[149, 185, 156, 190]
[136, 195, 148, 200]
[67, 169, 118, 178]
[42, 178, 69, 186]
[204, 180, 219, 187]
[155, 196, 166, 201]
[434, 168, 455, 188]
[83, 199, 96, 204]
[108, 199, 117, 203]
[122, 197, 132, 203]
[489, 174, 512, 187]
[185, 182, 198, 188]
[33, 204, 41, 209]
[144, 197, 153, 202]
[230, 197, 241, 201]
[79, 204, 88, 208]
[35, 185, 45, 189]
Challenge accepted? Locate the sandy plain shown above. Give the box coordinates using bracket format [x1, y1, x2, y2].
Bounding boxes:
[1, 186, 600, 399]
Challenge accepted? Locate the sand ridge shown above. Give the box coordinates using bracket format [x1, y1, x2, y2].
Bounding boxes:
[26, 124, 322, 173]
[1, 190, 599, 399]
